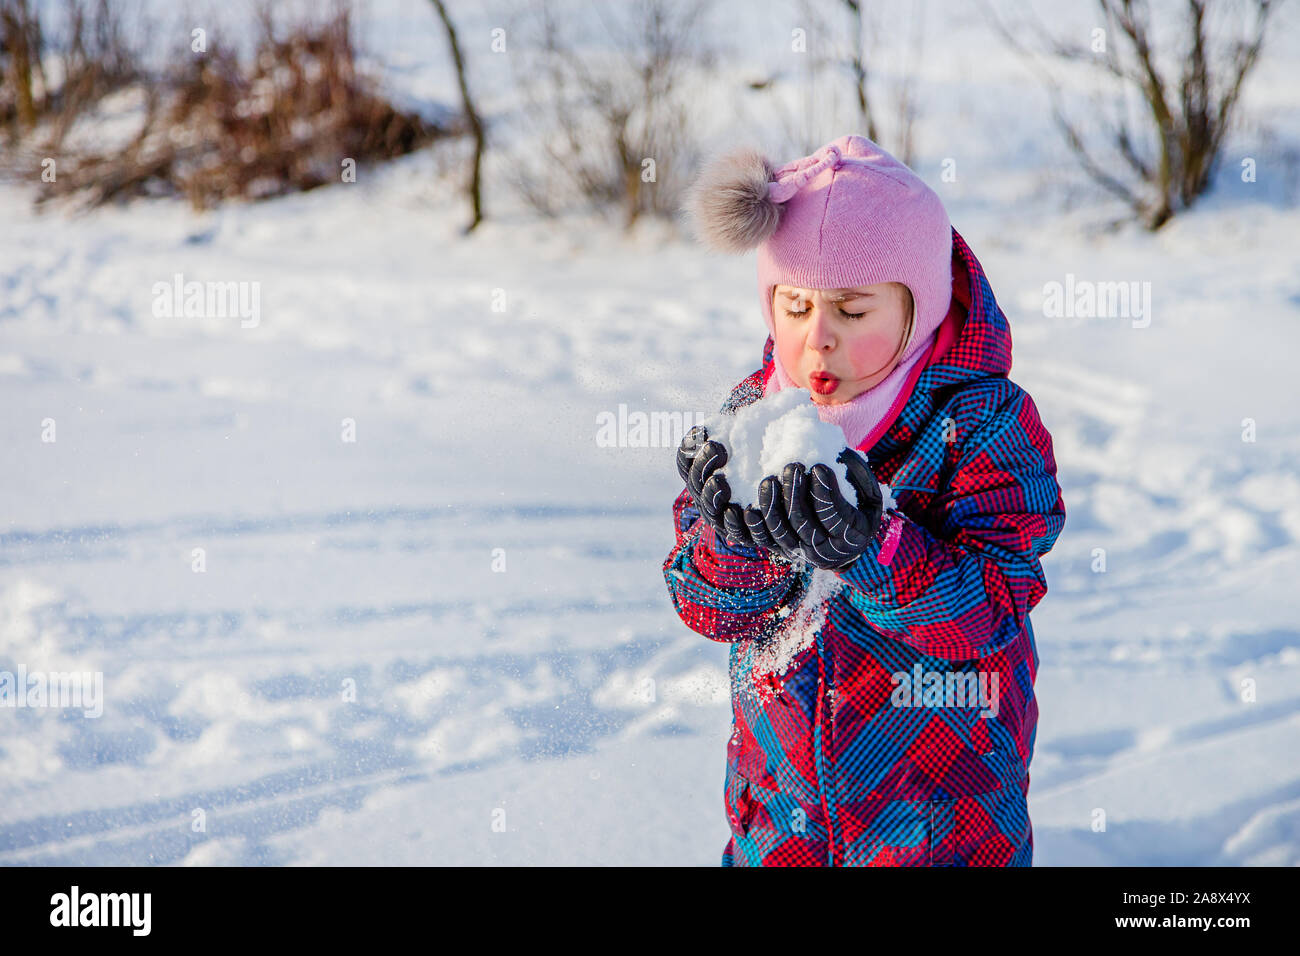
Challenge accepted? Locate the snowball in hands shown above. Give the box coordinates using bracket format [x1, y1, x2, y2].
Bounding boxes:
[701, 387, 895, 511]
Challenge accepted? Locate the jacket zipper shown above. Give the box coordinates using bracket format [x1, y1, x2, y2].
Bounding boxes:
[815, 626, 838, 865]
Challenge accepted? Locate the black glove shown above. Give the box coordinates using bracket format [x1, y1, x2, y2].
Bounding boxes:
[774, 451, 885, 570]
[675, 424, 714, 498]
[739, 474, 801, 561]
[676, 425, 773, 553]
[676, 425, 736, 538]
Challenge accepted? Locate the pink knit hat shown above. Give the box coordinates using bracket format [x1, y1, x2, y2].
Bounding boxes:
[685, 134, 953, 367]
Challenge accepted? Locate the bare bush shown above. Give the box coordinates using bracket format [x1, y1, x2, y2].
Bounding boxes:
[507, 0, 717, 229]
[985, 0, 1284, 230]
[758, 0, 927, 163]
[2, 2, 454, 209]
[37, 4, 452, 209]
[1, 0, 142, 147]
[1, 0, 45, 133]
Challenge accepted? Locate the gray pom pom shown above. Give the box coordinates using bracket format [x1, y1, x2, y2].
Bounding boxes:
[684, 146, 783, 253]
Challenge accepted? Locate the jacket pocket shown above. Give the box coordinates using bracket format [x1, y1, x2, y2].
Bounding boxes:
[840, 746, 1016, 864]
[727, 701, 787, 794]
[928, 799, 958, 865]
[925, 740, 1031, 866]
[726, 769, 756, 837]
[890, 733, 1011, 801]
[926, 777, 1031, 866]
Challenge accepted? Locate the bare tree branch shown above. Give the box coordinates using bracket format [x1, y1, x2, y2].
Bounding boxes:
[982, 0, 1284, 229]
[429, 0, 486, 233]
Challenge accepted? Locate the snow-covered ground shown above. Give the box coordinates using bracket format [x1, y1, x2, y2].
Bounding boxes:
[2, 0, 1299, 865]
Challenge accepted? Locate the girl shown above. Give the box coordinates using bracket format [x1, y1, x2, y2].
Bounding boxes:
[663, 134, 1066, 866]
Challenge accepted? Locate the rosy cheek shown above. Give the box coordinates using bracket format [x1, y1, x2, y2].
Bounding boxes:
[847, 332, 899, 374]
[776, 335, 800, 372]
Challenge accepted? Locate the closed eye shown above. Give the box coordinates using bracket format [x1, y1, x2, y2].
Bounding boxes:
[782, 306, 869, 320]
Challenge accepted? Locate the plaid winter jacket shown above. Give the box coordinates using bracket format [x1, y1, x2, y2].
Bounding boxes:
[662, 229, 1066, 866]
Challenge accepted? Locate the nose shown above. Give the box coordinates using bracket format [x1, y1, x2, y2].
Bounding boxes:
[806, 298, 837, 351]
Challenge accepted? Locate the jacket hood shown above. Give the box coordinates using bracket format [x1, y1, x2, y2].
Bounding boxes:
[757, 228, 1014, 454]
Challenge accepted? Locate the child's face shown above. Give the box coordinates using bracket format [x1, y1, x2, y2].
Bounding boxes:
[772, 281, 914, 404]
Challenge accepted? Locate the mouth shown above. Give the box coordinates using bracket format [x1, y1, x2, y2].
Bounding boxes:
[808, 370, 840, 395]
